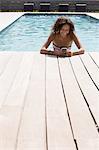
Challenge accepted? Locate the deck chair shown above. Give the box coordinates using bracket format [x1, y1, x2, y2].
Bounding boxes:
[39, 2, 50, 12]
[75, 4, 87, 12]
[24, 3, 34, 11]
[58, 3, 69, 12]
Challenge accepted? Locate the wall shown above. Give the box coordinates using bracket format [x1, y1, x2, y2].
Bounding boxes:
[0, 0, 99, 12]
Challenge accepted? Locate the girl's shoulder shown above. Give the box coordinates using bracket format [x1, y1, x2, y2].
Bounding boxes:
[49, 31, 56, 40]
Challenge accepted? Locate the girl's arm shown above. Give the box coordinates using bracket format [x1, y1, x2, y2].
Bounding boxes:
[40, 32, 54, 54]
[73, 32, 85, 51]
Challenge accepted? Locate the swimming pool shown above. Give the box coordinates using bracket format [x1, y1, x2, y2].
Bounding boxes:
[0, 14, 99, 52]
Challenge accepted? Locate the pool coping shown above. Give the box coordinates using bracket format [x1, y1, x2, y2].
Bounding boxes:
[0, 12, 24, 32]
[0, 12, 99, 32]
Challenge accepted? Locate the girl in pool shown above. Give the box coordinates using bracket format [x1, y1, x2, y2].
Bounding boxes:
[40, 16, 85, 57]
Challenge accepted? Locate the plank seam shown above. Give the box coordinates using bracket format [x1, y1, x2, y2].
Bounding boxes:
[1, 54, 24, 107]
[80, 56, 99, 92]
[15, 57, 34, 150]
[69, 58, 99, 133]
[57, 57, 79, 150]
[45, 55, 49, 150]
[88, 53, 99, 69]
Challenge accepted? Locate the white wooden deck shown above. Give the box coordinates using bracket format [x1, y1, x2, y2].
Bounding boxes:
[0, 51, 99, 150]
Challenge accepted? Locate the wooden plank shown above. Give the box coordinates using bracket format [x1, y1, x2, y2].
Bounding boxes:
[46, 56, 76, 150]
[16, 53, 46, 150]
[0, 52, 23, 108]
[70, 54, 99, 125]
[80, 52, 99, 89]
[0, 106, 21, 150]
[3, 52, 33, 107]
[0, 52, 12, 76]
[59, 56, 99, 150]
[0, 52, 99, 150]
[89, 52, 99, 67]
[0, 52, 24, 150]
[0, 52, 37, 150]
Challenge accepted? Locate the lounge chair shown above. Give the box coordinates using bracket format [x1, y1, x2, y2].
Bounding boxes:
[24, 3, 34, 12]
[75, 3, 87, 12]
[58, 3, 69, 12]
[39, 2, 50, 12]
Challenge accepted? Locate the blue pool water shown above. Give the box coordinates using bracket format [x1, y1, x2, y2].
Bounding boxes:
[0, 14, 99, 52]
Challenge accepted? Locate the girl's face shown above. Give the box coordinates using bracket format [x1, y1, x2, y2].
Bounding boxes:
[60, 24, 70, 37]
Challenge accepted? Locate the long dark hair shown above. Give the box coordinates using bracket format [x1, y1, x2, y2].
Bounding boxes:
[52, 16, 75, 35]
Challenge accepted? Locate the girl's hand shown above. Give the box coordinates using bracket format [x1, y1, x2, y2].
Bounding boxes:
[54, 50, 61, 56]
[40, 49, 48, 54]
[66, 51, 73, 57]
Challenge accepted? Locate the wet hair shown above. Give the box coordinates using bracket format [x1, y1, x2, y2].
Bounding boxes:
[52, 16, 75, 35]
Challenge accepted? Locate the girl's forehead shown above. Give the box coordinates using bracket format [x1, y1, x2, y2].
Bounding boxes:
[61, 24, 70, 30]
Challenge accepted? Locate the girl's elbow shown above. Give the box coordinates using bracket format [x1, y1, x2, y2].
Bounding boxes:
[40, 48, 47, 54]
[80, 47, 85, 51]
